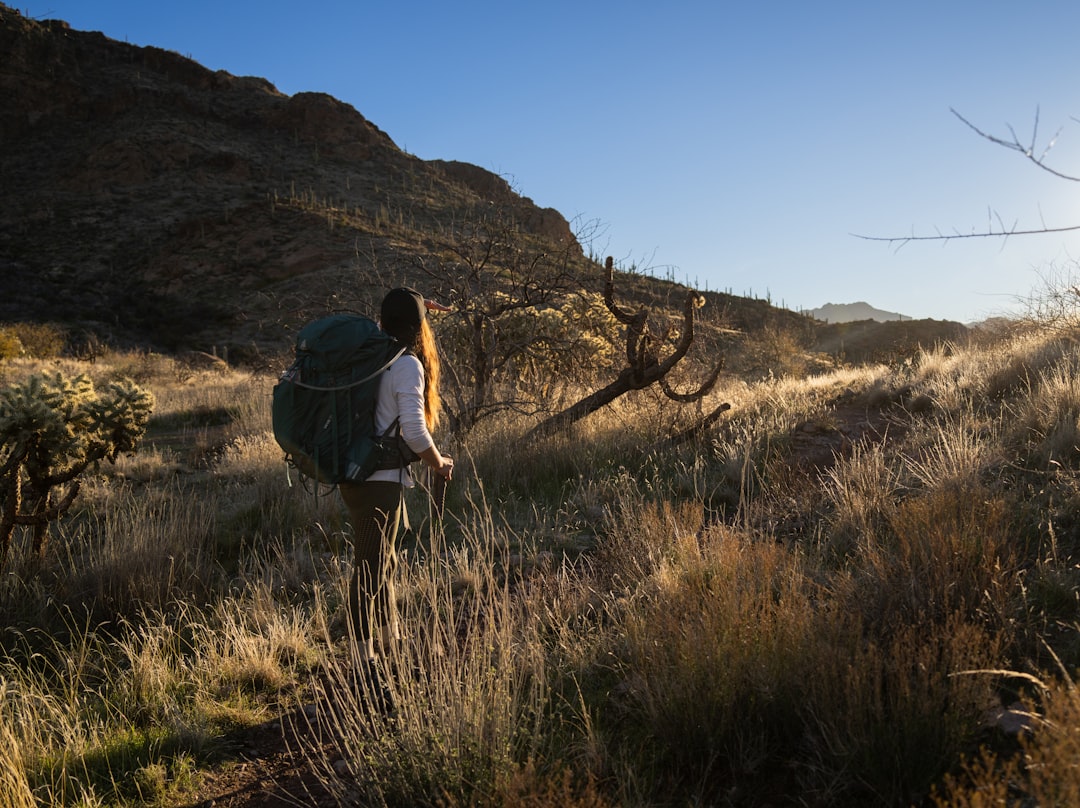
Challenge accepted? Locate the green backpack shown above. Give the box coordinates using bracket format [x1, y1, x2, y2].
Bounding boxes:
[272, 314, 410, 485]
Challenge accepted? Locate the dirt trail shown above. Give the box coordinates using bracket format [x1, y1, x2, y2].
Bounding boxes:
[185, 701, 336, 808]
[787, 397, 908, 473]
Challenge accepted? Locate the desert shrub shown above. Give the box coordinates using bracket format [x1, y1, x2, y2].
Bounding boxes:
[101, 350, 182, 385]
[0, 327, 24, 361]
[842, 485, 1018, 629]
[3, 322, 67, 359]
[731, 322, 815, 379]
[820, 442, 901, 562]
[307, 501, 557, 808]
[608, 524, 814, 799]
[903, 410, 1003, 492]
[935, 671, 1080, 807]
[66, 483, 218, 617]
[1010, 352, 1080, 469]
[588, 493, 1003, 806]
[0, 588, 321, 808]
[799, 614, 1003, 806]
[0, 715, 34, 808]
[436, 290, 620, 426]
[0, 371, 154, 571]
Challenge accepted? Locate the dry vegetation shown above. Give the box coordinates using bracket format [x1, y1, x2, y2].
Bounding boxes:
[2, 317, 1080, 807]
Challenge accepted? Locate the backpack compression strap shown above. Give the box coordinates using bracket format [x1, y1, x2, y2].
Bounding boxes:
[290, 345, 408, 392]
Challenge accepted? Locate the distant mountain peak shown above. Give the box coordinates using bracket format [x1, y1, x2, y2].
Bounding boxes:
[809, 302, 907, 323]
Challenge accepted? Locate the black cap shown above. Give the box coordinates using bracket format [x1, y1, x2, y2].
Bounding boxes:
[381, 287, 426, 340]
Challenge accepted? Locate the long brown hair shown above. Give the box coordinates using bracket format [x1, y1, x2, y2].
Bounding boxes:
[380, 288, 442, 431]
[414, 318, 442, 431]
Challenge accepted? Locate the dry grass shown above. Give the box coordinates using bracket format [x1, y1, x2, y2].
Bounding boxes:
[2, 319, 1080, 805]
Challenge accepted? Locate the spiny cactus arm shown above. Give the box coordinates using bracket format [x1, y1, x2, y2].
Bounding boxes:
[0, 441, 28, 478]
[660, 355, 725, 403]
[31, 453, 96, 492]
[651, 291, 703, 380]
[629, 332, 651, 384]
[602, 257, 643, 326]
[600, 256, 654, 372]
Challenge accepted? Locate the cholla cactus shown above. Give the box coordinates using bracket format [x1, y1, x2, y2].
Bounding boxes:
[0, 372, 154, 570]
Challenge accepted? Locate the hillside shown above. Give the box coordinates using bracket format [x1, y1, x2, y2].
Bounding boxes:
[1, 4, 969, 371]
[0, 5, 582, 357]
[811, 317, 968, 363]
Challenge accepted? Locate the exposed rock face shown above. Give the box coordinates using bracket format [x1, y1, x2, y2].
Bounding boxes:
[431, 160, 576, 244]
[0, 4, 578, 356]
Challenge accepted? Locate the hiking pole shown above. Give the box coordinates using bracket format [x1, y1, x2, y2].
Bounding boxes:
[431, 470, 447, 520]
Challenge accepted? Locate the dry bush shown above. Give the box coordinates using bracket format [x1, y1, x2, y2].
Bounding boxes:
[304, 501, 558, 808]
[0, 327, 24, 361]
[936, 670, 1080, 806]
[0, 714, 35, 808]
[0, 586, 324, 807]
[612, 520, 815, 795]
[902, 410, 1003, 492]
[839, 485, 1018, 629]
[910, 323, 1072, 415]
[820, 442, 901, 562]
[480, 760, 612, 808]
[1018, 260, 1080, 330]
[799, 614, 1003, 806]
[68, 483, 216, 613]
[1009, 351, 1080, 469]
[591, 492, 1003, 805]
[4, 322, 67, 359]
[731, 321, 818, 379]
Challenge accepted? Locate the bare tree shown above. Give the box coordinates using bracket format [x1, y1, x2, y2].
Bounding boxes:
[411, 202, 603, 434]
[527, 257, 729, 439]
[857, 107, 1080, 247]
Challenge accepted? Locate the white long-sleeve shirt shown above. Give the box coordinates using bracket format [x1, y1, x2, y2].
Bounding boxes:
[367, 352, 434, 486]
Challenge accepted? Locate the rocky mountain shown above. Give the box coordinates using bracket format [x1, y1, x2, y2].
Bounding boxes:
[809, 301, 907, 323]
[0, 4, 580, 359]
[0, 4, 969, 370]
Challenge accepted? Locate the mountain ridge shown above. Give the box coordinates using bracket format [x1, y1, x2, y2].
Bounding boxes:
[809, 301, 908, 323]
[0, 3, 581, 358]
[0, 4, 968, 368]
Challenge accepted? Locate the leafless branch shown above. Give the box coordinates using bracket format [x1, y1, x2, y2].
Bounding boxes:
[952, 107, 1079, 182]
[854, 221, 1080, 247]
[856, 107, 1080, 246]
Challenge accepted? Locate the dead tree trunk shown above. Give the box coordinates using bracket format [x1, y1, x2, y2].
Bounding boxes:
[527, 257, 728, 439]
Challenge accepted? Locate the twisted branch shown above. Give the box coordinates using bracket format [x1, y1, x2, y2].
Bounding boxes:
[529, 257, 728, 438]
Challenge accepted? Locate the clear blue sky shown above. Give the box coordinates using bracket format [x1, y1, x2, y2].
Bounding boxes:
[20, 1, 1080, 322]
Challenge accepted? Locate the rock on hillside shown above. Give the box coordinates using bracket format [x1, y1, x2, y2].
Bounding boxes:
[0, 4, 577, 357]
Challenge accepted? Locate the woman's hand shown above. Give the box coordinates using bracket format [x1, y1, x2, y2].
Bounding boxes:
[420, 446, 454, 480]
[433, 455, 454, 480]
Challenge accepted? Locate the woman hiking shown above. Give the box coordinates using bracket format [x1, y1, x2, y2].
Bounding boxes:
[339, 287, 454, 666]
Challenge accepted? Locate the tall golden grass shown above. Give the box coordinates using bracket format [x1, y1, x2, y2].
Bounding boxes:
[1, 326, 1079, 805]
